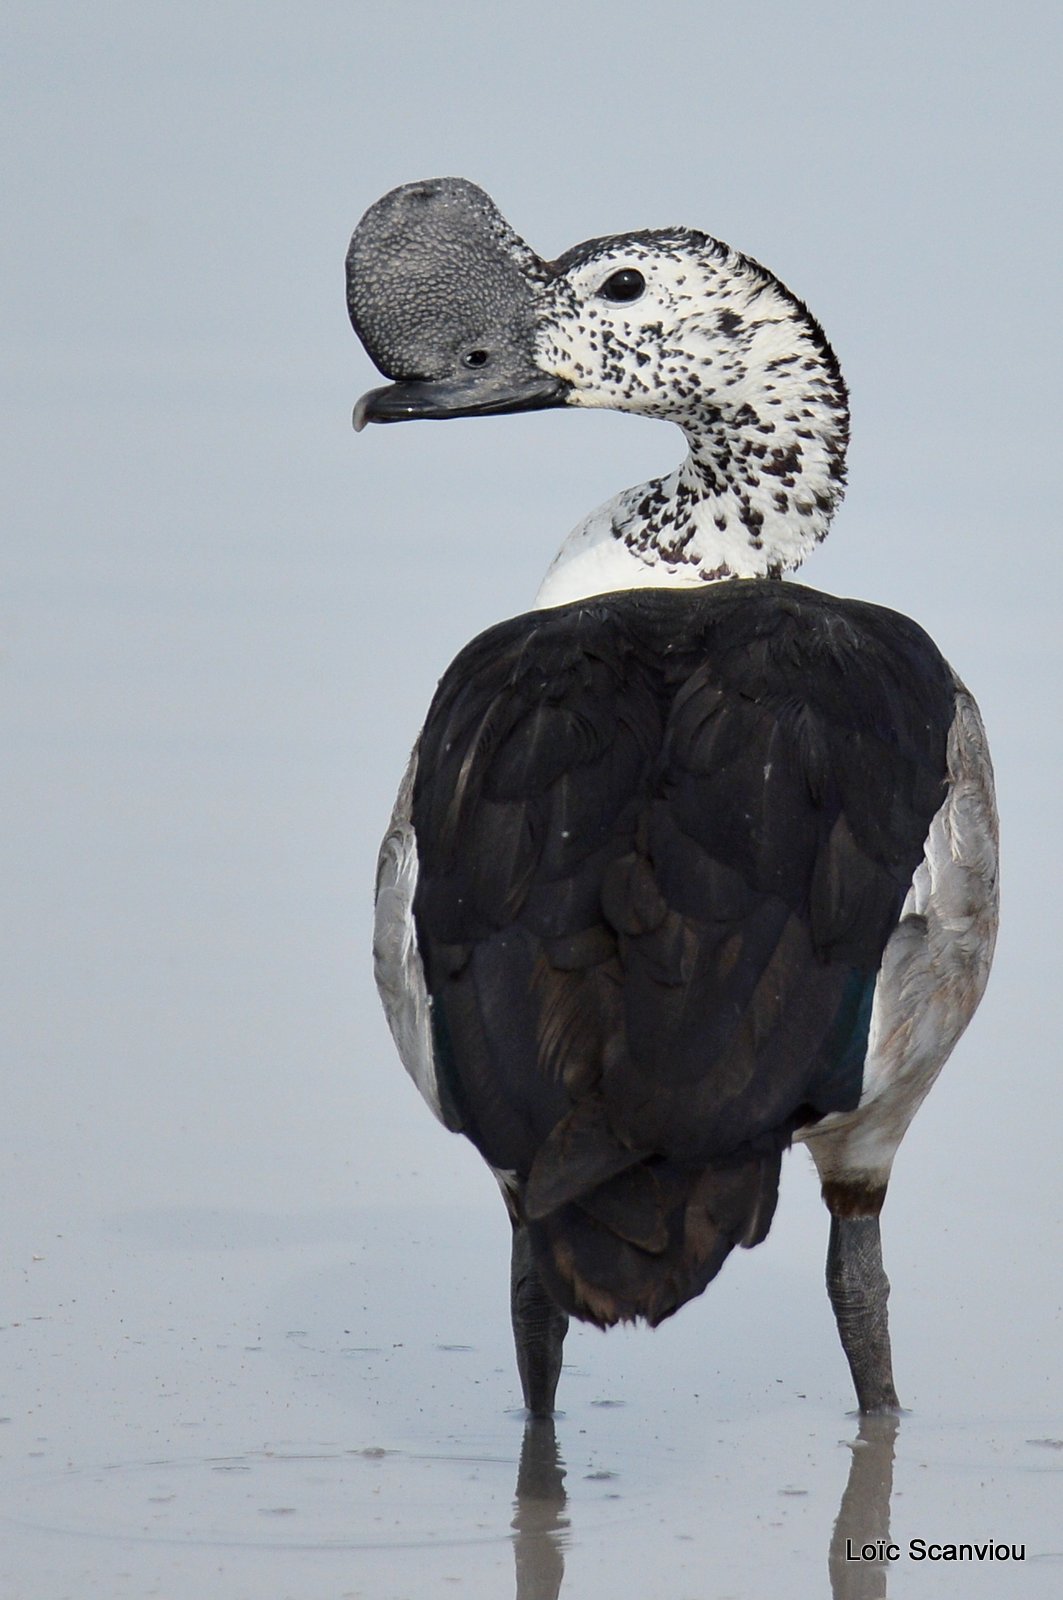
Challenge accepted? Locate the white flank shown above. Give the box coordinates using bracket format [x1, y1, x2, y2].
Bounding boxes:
[372, 747, 444, 1123]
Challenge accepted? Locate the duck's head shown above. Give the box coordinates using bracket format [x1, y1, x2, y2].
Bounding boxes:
[349, 181, 850, 589]
[351, 180, 844, 429]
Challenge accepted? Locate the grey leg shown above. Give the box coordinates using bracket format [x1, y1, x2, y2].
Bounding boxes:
[510, 1221, 568, 1417]
[825, 1205, 901, 1414]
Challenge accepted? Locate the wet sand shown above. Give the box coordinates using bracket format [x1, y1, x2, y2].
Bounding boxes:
[3, 1176, 1060, 1598]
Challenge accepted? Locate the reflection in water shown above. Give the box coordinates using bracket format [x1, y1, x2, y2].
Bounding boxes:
[829, 1414, 900, 1600]
[511, 1420, 568, 1600]
[509, 1412, 900, 1599]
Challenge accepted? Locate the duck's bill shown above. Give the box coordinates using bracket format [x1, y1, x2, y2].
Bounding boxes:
[353, 373, 568, 431]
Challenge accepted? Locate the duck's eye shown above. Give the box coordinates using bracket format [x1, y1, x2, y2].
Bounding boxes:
[463, 348, 490, 369]
[599, 268, 645, 304]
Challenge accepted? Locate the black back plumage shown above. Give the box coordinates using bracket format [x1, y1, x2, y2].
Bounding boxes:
[412, 581, 955, 1326]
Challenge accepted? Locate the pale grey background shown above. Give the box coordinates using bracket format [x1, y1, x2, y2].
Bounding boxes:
[3, 3, 1061, 1597]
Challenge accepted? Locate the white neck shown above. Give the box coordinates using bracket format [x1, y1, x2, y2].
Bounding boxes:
[534, 270, 849, 610]
[536, 422, 847, 612]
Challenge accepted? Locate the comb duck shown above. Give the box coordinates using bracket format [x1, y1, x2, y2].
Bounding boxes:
[349, 179, 999, 1417]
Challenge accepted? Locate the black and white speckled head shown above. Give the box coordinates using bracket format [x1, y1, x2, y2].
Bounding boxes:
[538, 229, 845, 432]
[347, 178, 564, 427]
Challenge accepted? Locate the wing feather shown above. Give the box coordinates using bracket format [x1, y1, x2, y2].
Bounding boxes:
[406, 580, 956, 1323]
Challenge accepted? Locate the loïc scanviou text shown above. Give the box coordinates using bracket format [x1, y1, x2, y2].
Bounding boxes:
[846, 1538, 1025, 1563]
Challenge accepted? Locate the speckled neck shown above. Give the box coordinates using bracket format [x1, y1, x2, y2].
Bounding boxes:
[534, 234, 850, 609]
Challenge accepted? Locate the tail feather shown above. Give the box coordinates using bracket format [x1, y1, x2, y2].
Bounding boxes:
[526, 1150, 782, 1328]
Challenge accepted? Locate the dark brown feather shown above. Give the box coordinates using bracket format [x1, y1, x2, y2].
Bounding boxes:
[413, 581, 955, 1324]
